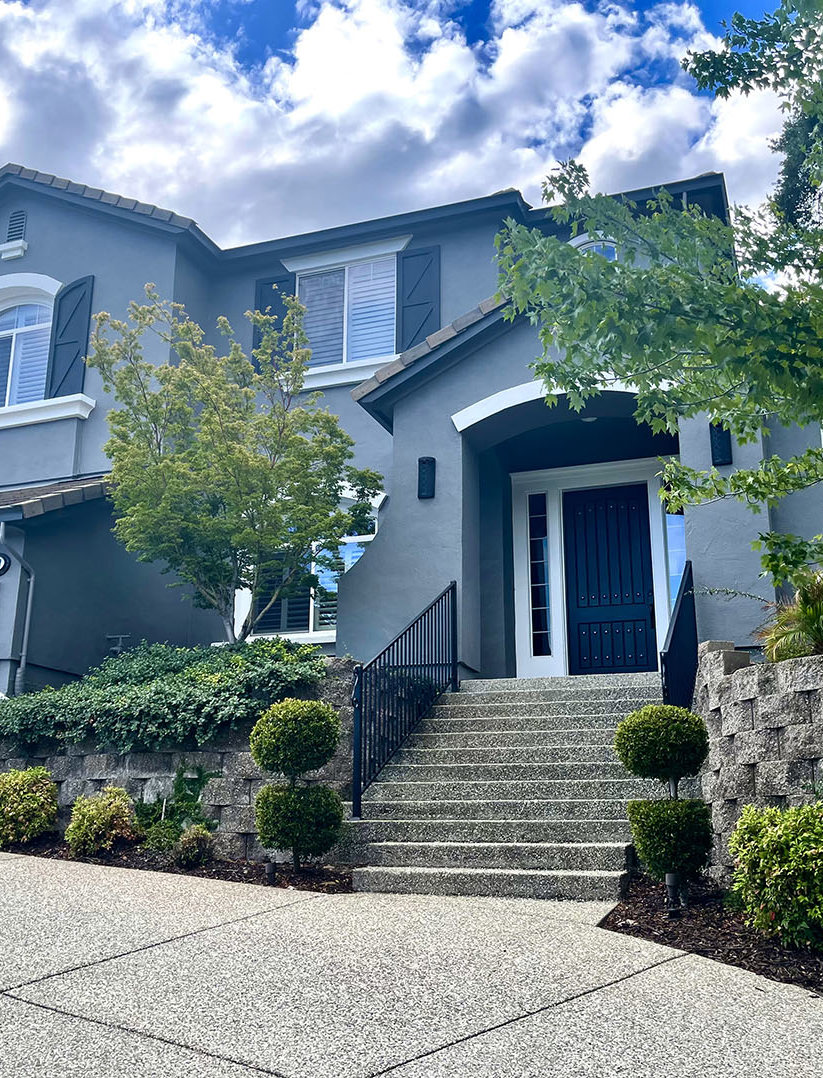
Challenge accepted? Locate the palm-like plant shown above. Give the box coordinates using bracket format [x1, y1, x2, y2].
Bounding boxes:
[759, 571, 823, 662]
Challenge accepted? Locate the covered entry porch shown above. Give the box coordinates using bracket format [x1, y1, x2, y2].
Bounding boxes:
[458, 383, 683, 680]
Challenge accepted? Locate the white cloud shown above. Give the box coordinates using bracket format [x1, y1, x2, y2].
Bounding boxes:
[0, 0, 786, 245]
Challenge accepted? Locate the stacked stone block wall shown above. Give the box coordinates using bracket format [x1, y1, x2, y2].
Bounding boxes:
[0, 657, 355, 861]
[694, 641, 823, 879]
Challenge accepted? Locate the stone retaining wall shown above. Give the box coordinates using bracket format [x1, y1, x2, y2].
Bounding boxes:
[694, 641, 823, 879]
[0, 657, 355, 861]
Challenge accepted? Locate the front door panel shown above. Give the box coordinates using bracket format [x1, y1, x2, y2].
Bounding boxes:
[562, 483, 656, 675]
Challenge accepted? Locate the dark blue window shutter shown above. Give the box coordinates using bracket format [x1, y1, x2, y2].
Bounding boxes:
[396, 246, 440, 352]
[709, 423, 733, 466]
[45, 275, 94, 398]
[253, 273, 295, 359]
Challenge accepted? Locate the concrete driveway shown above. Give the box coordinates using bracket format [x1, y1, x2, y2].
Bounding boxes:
[0, 852, 819, 1077]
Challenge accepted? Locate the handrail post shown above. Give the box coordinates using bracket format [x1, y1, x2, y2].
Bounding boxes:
[351, 664, 363, 819]
[449, 580, 458, 692]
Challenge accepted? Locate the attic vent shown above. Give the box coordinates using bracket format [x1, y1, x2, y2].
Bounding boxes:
[7, 210, 26, 243]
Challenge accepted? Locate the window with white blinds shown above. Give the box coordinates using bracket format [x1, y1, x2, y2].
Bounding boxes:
[0, 303, 52, 407]
[298, 256, 396, 367]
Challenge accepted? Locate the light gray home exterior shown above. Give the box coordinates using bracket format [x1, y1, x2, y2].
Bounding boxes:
[0, 163, 819, 694]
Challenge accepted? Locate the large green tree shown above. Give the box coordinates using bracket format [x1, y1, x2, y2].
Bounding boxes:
[88, 287, 380, 642]
[496, 0, 823, 585]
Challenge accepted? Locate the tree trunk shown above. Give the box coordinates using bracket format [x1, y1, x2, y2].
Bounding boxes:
[221, 615, 237, 644]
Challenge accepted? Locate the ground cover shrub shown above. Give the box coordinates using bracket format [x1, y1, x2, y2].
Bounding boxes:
[251, 697, 343, 870]
[0, 767, 58, 847]
[616, 704, 711, 910]
[174, 824, 215, 868]
[142, 818, 183, 852]
[729, 803, 823, 950]
[615, 705, 708, 794]
[627, 799, 712, 882]
[0, 638, 325, 753]
[65, 785, 139, 857]
[759, 570, 823, 661]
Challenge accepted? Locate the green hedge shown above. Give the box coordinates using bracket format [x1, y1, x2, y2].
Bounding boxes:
[729, 803, 823, 950]
[0, 639, 325, 754]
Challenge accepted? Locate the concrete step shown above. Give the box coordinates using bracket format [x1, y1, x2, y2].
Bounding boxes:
[341, 818, 633, 845]
[377, 761, 629, 782]
[359, 798, 644, 821]
[395, 744, 618, 765]
[349, 840, 630, 872]
[364, 778, 659, 801]
[440, 690, 659, 708]
[430, 700, 653, 718]
[458, 674, 660, 693]
[419, 714, 621, 733]
[352, 865, 628, 901]
[407, 728, 618, 748]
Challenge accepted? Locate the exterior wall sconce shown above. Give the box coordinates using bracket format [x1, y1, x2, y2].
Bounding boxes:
[709, 423, 733, 467]
[418, 457, 436, 499]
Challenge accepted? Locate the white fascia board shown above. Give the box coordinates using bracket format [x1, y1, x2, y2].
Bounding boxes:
[451, 378, 637, 432]
[304, 355, 396, 390]
[282, 235, 412, 274]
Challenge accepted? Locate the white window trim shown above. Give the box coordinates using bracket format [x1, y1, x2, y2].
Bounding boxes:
[511, 457, 672, 678]
[0, 392, 96, 430]
[0, 275, 64, 413]
[281, 235, 412, 274]
[0, 240, 28, 261]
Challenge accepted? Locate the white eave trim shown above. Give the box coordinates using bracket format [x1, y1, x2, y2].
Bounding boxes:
[451, 378, 636, 432]
[0, 393, 96, 430]
[282, 235, 412, 274]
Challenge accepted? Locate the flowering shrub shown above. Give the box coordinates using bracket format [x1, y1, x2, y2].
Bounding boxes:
[0, 767, 58, 847]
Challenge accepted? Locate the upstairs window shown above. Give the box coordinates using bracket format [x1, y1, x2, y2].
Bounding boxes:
[0, 302, 52, 406]
[298, 256, 396, 368]
[579, 240, 617, 261]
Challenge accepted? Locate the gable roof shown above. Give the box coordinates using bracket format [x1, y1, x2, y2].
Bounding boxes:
[353, 295, 511, 432]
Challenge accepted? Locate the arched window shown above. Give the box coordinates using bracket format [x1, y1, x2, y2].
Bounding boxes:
[578, 239, 617, 261]
[0, 301, 52, 406]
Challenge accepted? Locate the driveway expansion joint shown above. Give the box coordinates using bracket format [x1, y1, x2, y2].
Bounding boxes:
[1, 991, 289, 1077]
[2, 890, 323, 993]
[365, 952, 687, 1077]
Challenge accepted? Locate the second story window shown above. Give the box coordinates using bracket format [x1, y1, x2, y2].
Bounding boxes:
[298, 256, 396, 368]
[0, 302, 52, 407]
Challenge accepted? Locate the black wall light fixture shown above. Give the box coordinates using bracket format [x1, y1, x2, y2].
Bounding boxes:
[709, 423, 733, 467]
[418, 456, 436, 499]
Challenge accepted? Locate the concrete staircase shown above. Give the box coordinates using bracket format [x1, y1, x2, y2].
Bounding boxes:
[345, 673, 662, 901]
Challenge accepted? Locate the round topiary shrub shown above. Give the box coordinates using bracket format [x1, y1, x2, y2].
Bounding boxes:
[174, 824, 215, 869]
[250, 698, 341, 778]
[255, 783, 344, 870]
[0, 767, 58, 848]
[729, 802, 823, 950]
[627, 799, 712, 881]
[65, 785, 138, 857]
[615, 705, 708, 788]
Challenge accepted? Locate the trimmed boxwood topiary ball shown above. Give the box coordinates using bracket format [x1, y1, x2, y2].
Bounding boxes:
[250, 698, 341, 778]
[255, 782, 344, 870]
[0, 766, 58, 848]
[614, 704, 708, 785]
[627, 798, 712, 881]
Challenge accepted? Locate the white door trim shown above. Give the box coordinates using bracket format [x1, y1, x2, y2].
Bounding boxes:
[511, 457, 671, 678]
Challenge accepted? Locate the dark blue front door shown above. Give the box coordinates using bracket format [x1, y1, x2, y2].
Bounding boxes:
[562, 483, 656, 675]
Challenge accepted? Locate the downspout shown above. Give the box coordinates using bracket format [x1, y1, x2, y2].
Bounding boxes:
[0, 521, 35, 696]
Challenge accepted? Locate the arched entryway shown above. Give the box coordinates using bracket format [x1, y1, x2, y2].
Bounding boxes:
[454, 384, 681, 679]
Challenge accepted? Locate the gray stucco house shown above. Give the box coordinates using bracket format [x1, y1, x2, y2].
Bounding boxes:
[0, 163, 818, 696]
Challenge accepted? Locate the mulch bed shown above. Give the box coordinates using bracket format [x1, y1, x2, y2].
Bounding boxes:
[4, 834, 353, 893]
[601, 874, 823, 993]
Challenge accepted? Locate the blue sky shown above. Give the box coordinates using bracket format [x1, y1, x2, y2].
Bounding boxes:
[0, 1, 783, 245]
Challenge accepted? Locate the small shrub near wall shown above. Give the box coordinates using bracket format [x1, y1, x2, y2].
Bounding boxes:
[729, 803, 823, 950]
[0, 638, 325, 753]
[627, 799, 713, 882]
[65, 785, 139, 857]
[0, 767, 58, 847]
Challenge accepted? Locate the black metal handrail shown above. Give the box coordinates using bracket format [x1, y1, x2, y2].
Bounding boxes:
[660, 560, 698, 709]
[351, 581, 458, 817]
